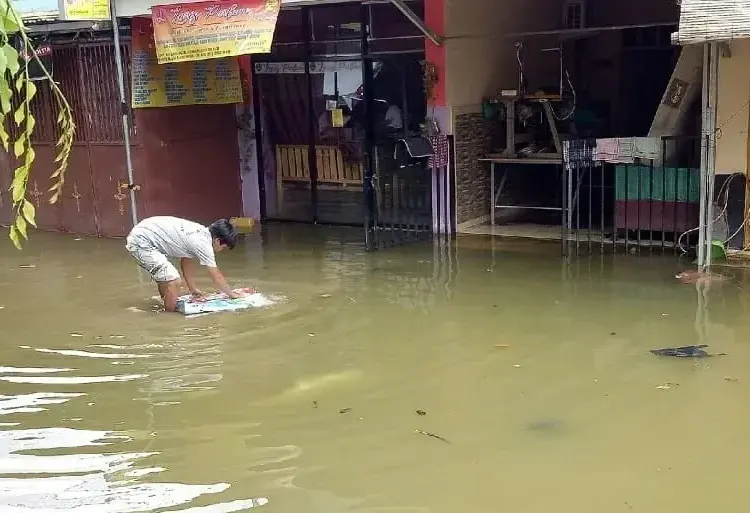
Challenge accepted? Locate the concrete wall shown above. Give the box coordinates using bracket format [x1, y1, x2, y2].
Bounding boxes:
[444, 0, 562, 116]
[443, 0, 680, 117]
[716, 39, 750, 175]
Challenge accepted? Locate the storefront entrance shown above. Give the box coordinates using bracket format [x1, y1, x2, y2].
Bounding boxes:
[252, 1, 433, 249]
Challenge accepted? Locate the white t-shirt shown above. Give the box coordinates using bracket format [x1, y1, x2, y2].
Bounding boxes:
[126, 216, 217, 267]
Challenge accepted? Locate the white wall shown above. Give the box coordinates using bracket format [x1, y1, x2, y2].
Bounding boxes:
[716, 39, 750, 175]
[443, 0, 562, 115]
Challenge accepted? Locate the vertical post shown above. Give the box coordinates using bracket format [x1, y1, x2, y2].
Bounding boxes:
[490, 161, 495, 225]
[697, 43, 709, 268]
[251, 63, 267, 220]
[361, 2, 376, 250]
[303, 6, 318, 223]
[746, 88, 750, 250]
[704, 41, 719, 268]
[110, 1, 138, 228]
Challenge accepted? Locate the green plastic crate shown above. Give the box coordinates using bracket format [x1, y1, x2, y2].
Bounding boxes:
[615, 165, 700, 203]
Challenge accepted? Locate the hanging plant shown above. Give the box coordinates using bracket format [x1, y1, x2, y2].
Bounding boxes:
[0, 0, 75, 249]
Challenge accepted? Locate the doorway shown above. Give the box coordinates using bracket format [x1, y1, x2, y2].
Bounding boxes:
[252, 0, 432, 247]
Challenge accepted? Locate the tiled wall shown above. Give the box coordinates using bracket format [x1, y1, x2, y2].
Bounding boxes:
[453, 113, 494, 223]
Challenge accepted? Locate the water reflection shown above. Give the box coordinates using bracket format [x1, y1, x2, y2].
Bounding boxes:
[139, 328, 224, 396]
[0, 342, 267, 512]
[0, 393, 85, 416]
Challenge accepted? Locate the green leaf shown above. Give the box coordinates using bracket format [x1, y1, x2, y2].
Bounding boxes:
[21, 200, 35, 227]
[27, 113, 35, 133]
[0, 126, 7, 151]
[2, 44, 19, 76]
[11, 166, 25, 185]
[1, 11, 21, 35]
[11, 178, 25, 202]
[9, 224, 20, 249]
[25, 80, 36, 101]
[25, 146, 35, 165]
[0, 45, 7, 75]
[1, 1, 23, 34]
[0, 77, 11, 114]
[15, 215, 27, 239]
[49, 191, 59, 204]
[13, 136, 24, 157]
[13, 104, 24, 126]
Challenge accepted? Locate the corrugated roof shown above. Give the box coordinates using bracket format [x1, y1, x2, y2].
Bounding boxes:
[676, 0, 750, 44]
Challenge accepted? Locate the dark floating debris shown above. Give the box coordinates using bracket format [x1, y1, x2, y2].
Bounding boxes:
[416, 410, 427, 416]
[650, 345, 726, 358]
[312, 400, 318, 408]
[339, 408, 352, 414]
[415, 429, 450, 443]
[526, 418, 565, 432]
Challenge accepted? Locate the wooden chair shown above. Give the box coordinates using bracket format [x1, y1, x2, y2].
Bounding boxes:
[275, 144, 364, 212]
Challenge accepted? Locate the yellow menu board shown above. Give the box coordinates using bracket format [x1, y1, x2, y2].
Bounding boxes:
[131, 16, 243, 109]
[58, 0, 110, 20]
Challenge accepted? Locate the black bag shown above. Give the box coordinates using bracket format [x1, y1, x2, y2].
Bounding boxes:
[393, 136, 433, 169]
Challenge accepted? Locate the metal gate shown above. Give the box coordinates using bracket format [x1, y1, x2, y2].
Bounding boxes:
[365, 143, 433, 250]
[362, 53, 436, 252]
[4, 42, 135, 236]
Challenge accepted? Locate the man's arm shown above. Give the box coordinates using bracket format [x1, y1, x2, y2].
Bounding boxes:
[180, 258, 202, 296]
[206, 266, 242, 298]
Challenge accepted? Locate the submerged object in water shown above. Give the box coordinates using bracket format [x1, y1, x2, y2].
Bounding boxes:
[650, 345, 725, 358]
[675, 270, 728, 284]
[291, 368, 363, 394]
[526, 418, 566, 432]
[258, 368, 364, 404]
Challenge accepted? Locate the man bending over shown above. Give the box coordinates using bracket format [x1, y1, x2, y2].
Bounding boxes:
[126, 216, 244, 312]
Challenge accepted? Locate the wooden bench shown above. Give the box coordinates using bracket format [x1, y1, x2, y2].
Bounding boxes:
[275, 144, 364, 210]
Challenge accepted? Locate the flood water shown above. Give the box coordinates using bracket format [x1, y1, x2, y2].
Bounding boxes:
[1, 224, 750, 513]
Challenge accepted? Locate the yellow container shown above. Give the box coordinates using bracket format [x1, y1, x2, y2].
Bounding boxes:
[230, 217, 257, 234]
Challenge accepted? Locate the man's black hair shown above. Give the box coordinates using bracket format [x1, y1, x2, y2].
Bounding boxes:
[209, 218, 238, 249]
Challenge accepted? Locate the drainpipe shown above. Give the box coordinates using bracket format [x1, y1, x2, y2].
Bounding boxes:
[110, 1, 139, 228]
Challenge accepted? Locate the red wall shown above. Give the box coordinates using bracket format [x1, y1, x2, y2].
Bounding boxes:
[133, 104, 242, 225]
[424, 0, 446, 107]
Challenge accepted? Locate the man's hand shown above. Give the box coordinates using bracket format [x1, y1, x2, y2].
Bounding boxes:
[191, 289, 206, 302]
[228, 290, 245, 300]
[180, 258, 202, 298]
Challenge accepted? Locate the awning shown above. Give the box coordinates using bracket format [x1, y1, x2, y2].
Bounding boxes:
[673, 0, 750, 45]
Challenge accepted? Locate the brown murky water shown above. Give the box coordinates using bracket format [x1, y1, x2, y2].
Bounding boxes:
[1, 224, 750, 513]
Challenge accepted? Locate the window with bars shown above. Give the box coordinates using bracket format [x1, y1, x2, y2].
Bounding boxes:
[563, 0, 585, 30]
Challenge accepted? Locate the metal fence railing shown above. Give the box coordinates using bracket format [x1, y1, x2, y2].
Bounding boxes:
[564, 135, 706, 256]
